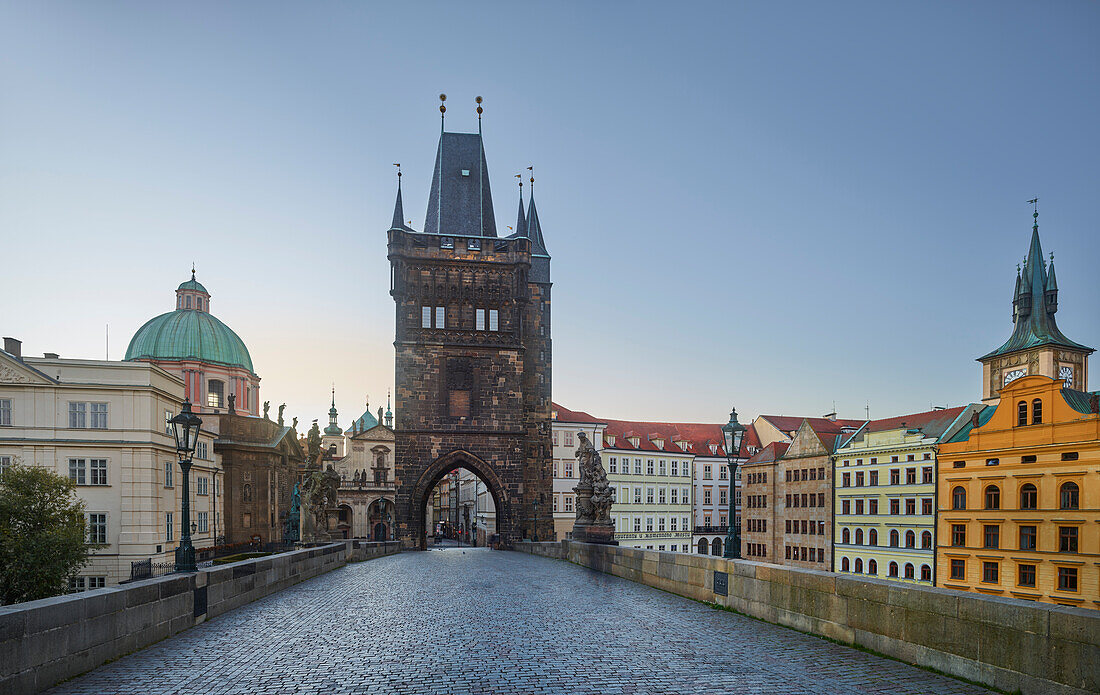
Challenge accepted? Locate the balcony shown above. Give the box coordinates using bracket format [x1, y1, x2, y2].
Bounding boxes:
[693, 525, 729, 534]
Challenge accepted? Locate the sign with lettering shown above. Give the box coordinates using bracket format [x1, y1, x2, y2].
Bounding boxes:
[713, 570, 728, 596]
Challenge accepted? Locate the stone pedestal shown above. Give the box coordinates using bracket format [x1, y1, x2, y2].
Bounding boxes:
[571, 483, 618, 545]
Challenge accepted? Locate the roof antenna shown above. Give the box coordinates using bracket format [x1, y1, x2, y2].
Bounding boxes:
[477, 96, 484, 236]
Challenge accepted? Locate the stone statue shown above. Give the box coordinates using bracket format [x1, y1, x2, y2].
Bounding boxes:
[263, 401, 271, 420]
[572, 430, 616, 545]
[292, 416, 298, 431]
[300, 465, 341, 541]
[377, 406, 384, 424]
[227, 393, 236, 415]
[307, 420, 322, 466]
[284, 482, 302, 542]
[277, 403, 286, 426]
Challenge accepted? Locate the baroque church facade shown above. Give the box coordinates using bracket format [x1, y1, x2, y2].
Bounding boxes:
[388, 111, 554, 548]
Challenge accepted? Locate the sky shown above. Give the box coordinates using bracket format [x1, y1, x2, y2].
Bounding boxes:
[1, 1, 1098, 428]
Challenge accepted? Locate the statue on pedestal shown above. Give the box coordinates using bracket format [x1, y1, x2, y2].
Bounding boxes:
[571, 431, 617, 545]
[306, 420, 322, 468]
[301, 465, 340, 541]
[277, 403, 286, 426]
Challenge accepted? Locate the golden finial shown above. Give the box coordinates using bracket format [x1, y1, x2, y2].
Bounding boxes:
[475, 95, 483, 116]
[393, 162, 401, 180]
[527, 165, 534, 186]
[439, 93, 446, 113]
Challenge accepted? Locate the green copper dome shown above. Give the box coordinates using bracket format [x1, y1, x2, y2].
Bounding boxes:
[125, 310, 254, 372]
[177, 277, 209, 294]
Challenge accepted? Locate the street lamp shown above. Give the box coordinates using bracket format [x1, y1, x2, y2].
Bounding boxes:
[170, 399, 202, 572]
[722, 407, 746, 559]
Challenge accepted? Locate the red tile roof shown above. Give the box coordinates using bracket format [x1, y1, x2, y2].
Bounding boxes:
[551, 403, 604, 424]
[758, 415, 865, 437]
[743, 441, 789, 465]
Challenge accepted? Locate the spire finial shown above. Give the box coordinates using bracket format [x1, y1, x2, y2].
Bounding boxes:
[191, 262, 195, 279]
[439, 94, 446, 131]
[527, 165, 534, 190]
[331, 384, 335, 407]
[475, 96, 483, 133]
[393, 162, 401, 188]
[1028, 197, 1039, 230]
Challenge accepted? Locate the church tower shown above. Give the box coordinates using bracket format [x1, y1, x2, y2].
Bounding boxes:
[387, 98, 553, 548]
[978, 209, 1093, 401]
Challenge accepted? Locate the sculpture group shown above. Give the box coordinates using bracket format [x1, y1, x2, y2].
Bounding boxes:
[571, 431, 616, 544]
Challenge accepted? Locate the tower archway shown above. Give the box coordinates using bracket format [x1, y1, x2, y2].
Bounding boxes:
[406, 449, 510, 550]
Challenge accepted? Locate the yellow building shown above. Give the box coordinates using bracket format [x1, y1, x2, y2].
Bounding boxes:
[937, 210, 1097, 607]
[937, 376, 1099, 607]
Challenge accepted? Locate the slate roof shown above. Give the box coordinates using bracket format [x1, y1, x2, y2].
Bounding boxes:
[1061, 389, 1100, 415]
[981, 217, 1093, 359]
[525, 193, 549, 257]
[423, 132, 497, 237]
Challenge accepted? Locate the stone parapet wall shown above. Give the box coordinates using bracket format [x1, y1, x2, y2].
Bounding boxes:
[515, 541, 1098, 695]
[0, 541, 399, 694]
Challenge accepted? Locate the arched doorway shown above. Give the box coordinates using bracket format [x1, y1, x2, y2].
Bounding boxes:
[710, 537, 722, 555]
[697, 538, 709, 554]
[408, 450, 508, 551]
[336, 504, 353, 540]
[368, 498, 393, 542]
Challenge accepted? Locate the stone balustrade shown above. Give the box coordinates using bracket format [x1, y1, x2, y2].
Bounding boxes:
[515, 540, 1098, 695]
[0, 540, 400, 694]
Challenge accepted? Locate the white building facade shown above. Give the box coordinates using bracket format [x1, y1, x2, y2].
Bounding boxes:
[0, 339, 221, 588]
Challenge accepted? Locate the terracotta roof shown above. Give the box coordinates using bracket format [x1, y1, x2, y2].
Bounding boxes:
[743, 441, 789, 465]
[551, 402, 604, 424]
[759, 415, 864, 437]
[861, 406, 968, 436]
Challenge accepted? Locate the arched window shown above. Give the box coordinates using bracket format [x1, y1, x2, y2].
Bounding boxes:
[904, 563, 915, 579]
[985, 485, 1000, 510]
[1060, 481, 1079, 510]
[841, 557, 850, 572]
[1020, 483, 1037, 510]
[890, 530, 899, 547]
[888, 561, 898, 577]
[921, 531, 932, 549]
[196, 297, 203, 311]
[920, 565, 932, 582]
[855, 528, 864, 545]
[869, 529, 878, 546]
[1032, 399, 1042, 424]
[1017, 400, 1027, 426]
[868, 559, 878, 575]
[952, 486, 966, 510]
[207, 379, 224, 409]
[905, 530, 916, 548]
[855, 558, 864, 573]
[697, 538, 708, 554]
[711, 538, 723, 555]
[842, 528, 851, 544]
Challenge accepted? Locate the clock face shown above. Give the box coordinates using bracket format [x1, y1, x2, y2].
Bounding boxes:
[1060, 365, 1074, 388]
[1003, 369, 1027, 386]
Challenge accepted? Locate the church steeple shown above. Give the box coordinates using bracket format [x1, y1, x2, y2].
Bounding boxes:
[514, 179, 528, 238]
[978, 205, 1093, 400]
[324, 387, 342, 435]
[390, 166, 408, 231]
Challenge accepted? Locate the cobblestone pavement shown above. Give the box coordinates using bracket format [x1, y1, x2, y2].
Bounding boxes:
[50, 549, 996, 695]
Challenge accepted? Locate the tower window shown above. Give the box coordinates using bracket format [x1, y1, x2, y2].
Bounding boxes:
[489, 309, 499, 331]
[185, 296, 192, 309]
[422, 306, 431, 328]
[1032, 399, 1042, 425]
[476, 309, 486, 331]
[435, 306, 446, 329]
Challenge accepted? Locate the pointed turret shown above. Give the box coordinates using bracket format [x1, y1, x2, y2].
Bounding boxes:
[385, 392, 393, 429]
[1045, 252, 1058, 313]
[514, 185, 528, 238]
[324, 387, 342, 435]
[526, 193, 548, 257]
[390, 177, 408, 231]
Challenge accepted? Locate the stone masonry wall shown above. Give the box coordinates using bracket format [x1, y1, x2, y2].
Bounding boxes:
[515, 540, 1099, 695]
[0, 541, 400, 694]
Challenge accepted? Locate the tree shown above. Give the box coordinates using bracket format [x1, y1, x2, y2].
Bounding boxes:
[0, 463, 91, 605]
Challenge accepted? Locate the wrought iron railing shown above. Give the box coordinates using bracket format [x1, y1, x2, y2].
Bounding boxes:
[693, 525, 729, 534]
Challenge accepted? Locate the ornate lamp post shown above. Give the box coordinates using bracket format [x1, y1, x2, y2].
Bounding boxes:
[722, 407, 746, 559]
[170, 399, 202, 572]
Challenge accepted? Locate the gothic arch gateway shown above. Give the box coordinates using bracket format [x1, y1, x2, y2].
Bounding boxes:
[388, 120, 554, 549]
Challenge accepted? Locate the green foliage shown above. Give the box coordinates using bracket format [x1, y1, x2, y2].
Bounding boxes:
[0, 465, 91, 605]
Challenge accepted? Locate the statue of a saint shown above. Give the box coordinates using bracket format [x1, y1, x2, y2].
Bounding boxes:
[307, 420, 322, 465]
[572, 430, 616, 544]
[227, 393, 236, 414]
[291, 416, 298, 431]
[277, 403, 286, 426]
[263, 401, 271, 420]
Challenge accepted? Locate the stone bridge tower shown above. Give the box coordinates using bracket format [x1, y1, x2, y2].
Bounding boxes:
[387, 115, 553, 549]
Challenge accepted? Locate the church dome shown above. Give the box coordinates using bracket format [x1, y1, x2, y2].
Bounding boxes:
[125, 272, 255, 373]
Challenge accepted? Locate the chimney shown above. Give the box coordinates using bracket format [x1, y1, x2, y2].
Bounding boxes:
[823, 412, 837, 422]
[3, 337, 21, 359]
[43, 352, 59, 359]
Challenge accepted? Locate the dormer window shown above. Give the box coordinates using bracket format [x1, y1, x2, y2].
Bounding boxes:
[468, 238, 481, 251]
[440, 236, 454, 249]
[606, 435, 616, 447]
[629, 436, 640, 448]
[709, 443, 717, 455]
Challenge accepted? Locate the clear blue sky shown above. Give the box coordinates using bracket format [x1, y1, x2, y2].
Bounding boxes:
[2, 1, 1098, 426]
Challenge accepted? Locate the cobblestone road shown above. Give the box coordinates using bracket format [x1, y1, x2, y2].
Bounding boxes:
[50, 549, 995, 695]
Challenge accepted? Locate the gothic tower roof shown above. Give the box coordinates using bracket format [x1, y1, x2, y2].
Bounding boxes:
[423, 132, 497, 237]
[981, 212, 1093, 360]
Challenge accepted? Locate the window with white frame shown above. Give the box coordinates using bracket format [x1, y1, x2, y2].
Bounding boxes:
[658, 487, 666, 504]
[659, 460, 666, 475]
[720, 489, 728, 506]
[476, 308, 486, 331]
[633, 459, 642, 475]
[434, 306, 445, 328]
[0, 398, 11, 426]
[608, 457, 617, 473]
[0, 455, 11, 480]
[89, 459, 107, 485]
[682, 487, 690, 503]
[421, 306, 432, 328]
[68, 402, 86, 428]
[704, 464, 712, 479]
[166, 512, 173, 541]
[670, 516, 678, 531]
[87, 513, 107, 544]
[68, 577, 86, 593]
[88, 577, 105, 589]
[196, 441, 208, 459]
[68, 458, 86, 485]
[670, 488, 678, 504]
[197, 511, 209, 533]
[646, 460, 654, 475]
[563, 461, 573, 478]
[658, 516, 666, 532]
[646, 517, 654, 532]
[633, 517, 641, 532]
[646, 487, 655, 504]
[563, 495, 574, 512]
[165, 410, 172, 435]
[165, 461, 174, 488]
[671, 460, 678, 476]
[719, 465, 728, 480]
[634, 487, 642, 504]
[89, 403, 108, 429]
[489, 309, 499, 331]
[197, 476, 209, 495]
[553, 494, 559, 512]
